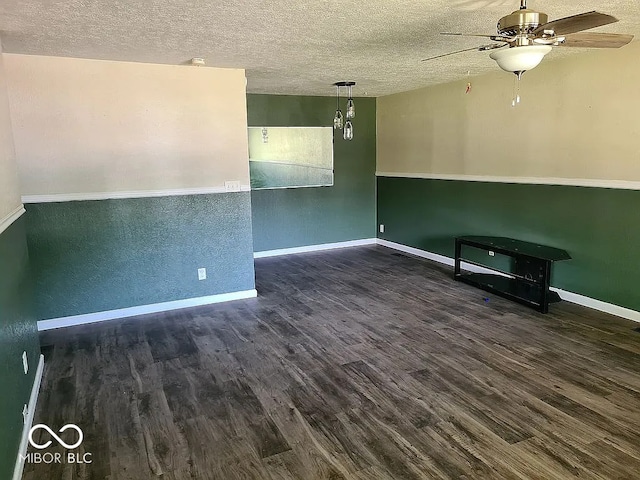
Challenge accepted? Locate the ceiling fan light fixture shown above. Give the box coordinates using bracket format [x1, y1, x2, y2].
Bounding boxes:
[489, 45, 552, 73]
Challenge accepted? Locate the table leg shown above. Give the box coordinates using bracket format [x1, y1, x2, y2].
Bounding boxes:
[540, 260, 552, 313]
[454, 239, 462, 279]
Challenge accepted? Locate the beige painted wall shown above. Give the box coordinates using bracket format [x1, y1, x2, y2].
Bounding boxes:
[4, 54, 249, 196]
[377, 41, 640, 181]
[0, 43, 22, 220]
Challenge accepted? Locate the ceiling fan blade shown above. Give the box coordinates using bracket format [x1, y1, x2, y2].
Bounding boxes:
[421, 43, 506, 62]
[534, 11, 617, 36]
[478, 43, 508, 51]
[422, 46, 481, 62]
[559, 32, 634, 48]
[442, 32, 515, 42]
[442, 32, 495, 38]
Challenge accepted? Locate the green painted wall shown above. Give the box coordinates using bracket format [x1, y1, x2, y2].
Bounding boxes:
[0, 216, 40, 479]
[26, 193, 256, 320]
[247, 95, 376, 251]
[377, 177, 640, 311]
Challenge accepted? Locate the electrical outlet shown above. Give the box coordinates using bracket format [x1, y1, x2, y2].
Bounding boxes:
[198, 268, 207, 280]
[22, 351, 28, 375]
[489, 251, 495, 257]
[224, 181, 242, 192]
[379, 224, 385, 233]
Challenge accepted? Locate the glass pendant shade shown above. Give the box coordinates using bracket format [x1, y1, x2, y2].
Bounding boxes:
[333, 84, 344, 129]
[334, 109, 344, 130]
[343, 120, 354, 141]
[346, 98, 355, 119]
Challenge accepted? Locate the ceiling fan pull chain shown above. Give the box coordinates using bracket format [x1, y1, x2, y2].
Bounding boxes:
[511, 73, 522, 107]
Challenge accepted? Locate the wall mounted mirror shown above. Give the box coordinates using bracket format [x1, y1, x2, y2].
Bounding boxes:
[248, 127, 334, 189]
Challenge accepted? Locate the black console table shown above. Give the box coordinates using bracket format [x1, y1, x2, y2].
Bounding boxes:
[454, 236, 571, 313]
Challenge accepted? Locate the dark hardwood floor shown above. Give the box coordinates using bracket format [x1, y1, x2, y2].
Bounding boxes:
[25, 246, 640, 479]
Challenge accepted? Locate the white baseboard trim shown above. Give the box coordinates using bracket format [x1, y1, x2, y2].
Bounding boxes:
[0, 205, 26, 236]
[376, 239, 455, 266]
[37, 289, 258, 331]
[13, 354, 45, 480]
[21, 185, 251, 204]
[377, 239, 512, 277]
[376, 239, 640, 324]
[375, 172, 640, 191]
[549, 288, 640, 323]
[254, 238, 377, 258]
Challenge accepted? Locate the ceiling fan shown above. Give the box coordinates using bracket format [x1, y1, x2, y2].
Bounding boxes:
[425, 0, 634, 79]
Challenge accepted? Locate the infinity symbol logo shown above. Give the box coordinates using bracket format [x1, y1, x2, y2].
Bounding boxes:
[28, 424, 84, 450]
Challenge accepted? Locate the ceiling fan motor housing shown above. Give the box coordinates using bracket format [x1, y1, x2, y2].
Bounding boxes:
[497, 9, 548, 37]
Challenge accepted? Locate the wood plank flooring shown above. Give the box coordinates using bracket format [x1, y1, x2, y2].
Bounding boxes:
[24, 246, 640, 479]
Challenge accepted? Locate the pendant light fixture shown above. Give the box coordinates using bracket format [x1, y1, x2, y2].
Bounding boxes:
[333, 84, 344, 130]
[346, 83, 355, 119]
[332, 81, 356, 141]
[343, 119, 354, 141]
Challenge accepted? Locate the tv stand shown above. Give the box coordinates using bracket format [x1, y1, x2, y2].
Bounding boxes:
[454, 236, 571, 313]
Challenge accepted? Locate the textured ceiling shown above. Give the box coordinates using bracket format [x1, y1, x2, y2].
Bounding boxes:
[0, 0, 638, 97]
